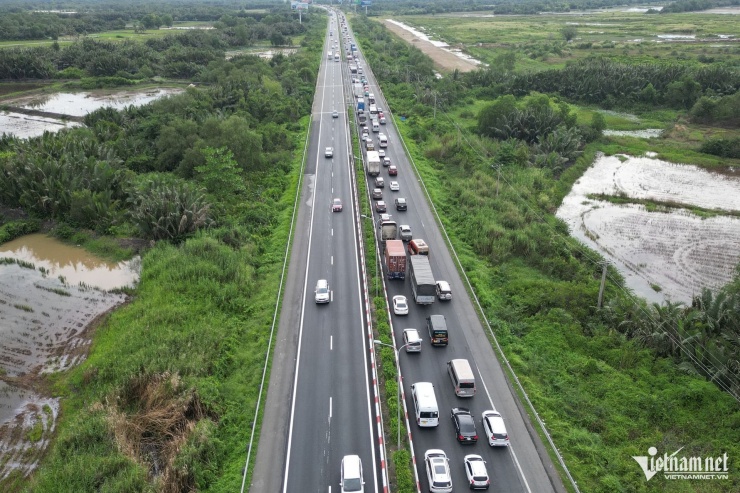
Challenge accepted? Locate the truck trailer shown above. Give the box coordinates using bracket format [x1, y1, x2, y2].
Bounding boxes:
[366, 150, 381, 176]
[384, 240, 406, 280]
[409, 256, 436, 304]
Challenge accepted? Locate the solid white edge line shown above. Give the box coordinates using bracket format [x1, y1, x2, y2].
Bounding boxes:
[281, 21, 331, 493]
[331, 335, 333, 351]
[330, 397, 333, 420]
[475, 361, 532, 493]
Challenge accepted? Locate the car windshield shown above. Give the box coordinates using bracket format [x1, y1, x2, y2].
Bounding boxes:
[317, 287, 328, 294]
[343, 478, 362, 491]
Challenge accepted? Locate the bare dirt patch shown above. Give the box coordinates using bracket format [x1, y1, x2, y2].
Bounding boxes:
[380, 19, 480, 73]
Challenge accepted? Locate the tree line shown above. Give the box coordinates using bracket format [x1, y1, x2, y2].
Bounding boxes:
[0, 0, 290, 41]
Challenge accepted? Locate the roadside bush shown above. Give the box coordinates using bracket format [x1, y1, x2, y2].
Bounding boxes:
[0, 219, 40, 244]
[699, 138, 740, 159]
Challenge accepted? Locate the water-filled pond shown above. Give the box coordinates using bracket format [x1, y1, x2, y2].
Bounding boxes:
[557, 154, 740, 304]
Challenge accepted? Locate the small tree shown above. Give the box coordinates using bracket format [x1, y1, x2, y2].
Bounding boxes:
[561, 26, 578, 42]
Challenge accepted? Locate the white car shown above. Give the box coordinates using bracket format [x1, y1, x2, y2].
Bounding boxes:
[464, 454, 490, 490]
[424, 449, 452, 493]
[481, 410, 509, 447]
[340, 455, 364, 492]
[315, 279, 330, 304]
[325, 147, 333, 158]
[436, 280, 452, 301]
[389, 181, 399, 191]
[378, 149, 385, 157]
[402, 328, 422, 352]
[392, 295, 408, 315]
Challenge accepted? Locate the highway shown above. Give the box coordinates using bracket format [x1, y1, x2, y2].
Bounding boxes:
[339, 11, 565, 493]
[252, 11, 381, 493]
[252, 8, 565, 493]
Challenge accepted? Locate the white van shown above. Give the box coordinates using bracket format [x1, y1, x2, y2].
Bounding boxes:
[328, 51, 333, 59]
[372, 120, 380, 133]
[378, 133, 388, 148]
[411, 382, 439, 427]
[447, 359, 476, 397]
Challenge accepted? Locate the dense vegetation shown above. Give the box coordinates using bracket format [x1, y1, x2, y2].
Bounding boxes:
[0, 5, 323, 492]
[367, 0, 739, 15]
[0, 0, 286, 41]
[351, 13, 740, 492]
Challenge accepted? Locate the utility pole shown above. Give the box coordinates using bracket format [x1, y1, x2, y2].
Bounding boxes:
[597, 261, 608, 308]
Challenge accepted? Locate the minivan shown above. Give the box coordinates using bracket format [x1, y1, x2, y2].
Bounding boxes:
[403, 328, 422, 353]
[411, 382, 439, 427]
[426, 315, 448, 346]
[408, 238, 429, 256]
[372, 120, 380, 132]
[340, 455, 365, 492]
[447, 359, 476, 397]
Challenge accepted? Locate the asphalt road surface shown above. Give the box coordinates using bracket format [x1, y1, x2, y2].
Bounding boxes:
[252, 8, 566, 493]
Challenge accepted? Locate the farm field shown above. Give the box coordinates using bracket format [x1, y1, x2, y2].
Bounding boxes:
[388, 10, 740, 72]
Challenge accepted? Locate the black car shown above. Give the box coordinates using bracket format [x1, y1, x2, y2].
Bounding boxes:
[451, 408, 478, 444]
[395, 198, 407, 211]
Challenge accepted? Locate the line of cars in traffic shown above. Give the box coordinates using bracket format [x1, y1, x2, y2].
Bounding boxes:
[339, 23, 510, 493]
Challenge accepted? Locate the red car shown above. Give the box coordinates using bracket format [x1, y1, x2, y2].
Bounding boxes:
[332, 198, 343, 212]
[388, 165, 398, 176]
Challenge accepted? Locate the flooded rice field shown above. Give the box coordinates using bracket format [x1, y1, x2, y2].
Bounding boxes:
[0, 234, 138, 479]
[603, 129, 664, 138]
[0, 87, 183, 138]
[0, 113, 81, 139]
[557, 154, 740, 304]
[13, 87, 183, 117]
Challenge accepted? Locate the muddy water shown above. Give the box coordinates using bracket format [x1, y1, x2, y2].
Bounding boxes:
[0, 235, 135, 478]
[0, 112, 82, 139]
[604, 129, 663, 138]
[17, 88, 183, 117]
[0, 233, 139, 290]
[557, 154, 740, 303]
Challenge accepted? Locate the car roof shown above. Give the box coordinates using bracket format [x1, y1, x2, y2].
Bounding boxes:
[465, 455, 487, 474]
[437, 280, 450, 288]
[400, 224, 411, 230]
[342, 454, 362, 478]
[404, 328, 420, 338]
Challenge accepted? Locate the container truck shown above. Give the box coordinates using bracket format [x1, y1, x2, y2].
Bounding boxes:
[366, 150, 381, 176]
[354, 83, 363, 98]
[409, 256, 436, 304]
[384, 240, 406, 280]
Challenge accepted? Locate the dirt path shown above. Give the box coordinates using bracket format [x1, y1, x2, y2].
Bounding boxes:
[379, 19, 480, 73]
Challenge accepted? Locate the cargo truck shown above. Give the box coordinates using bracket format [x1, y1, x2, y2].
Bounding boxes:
[349, 64, 358, 74]
[366, 150, 381, 176]
[380, 219, 398, 245]
[409, 256, 436, 304]
[357, 98, 365, 112]
[384, 240, 406, 280]
[354, 83, 363, 98]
